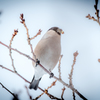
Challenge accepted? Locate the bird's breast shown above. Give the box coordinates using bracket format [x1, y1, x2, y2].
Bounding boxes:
[33, 36, 61, 71]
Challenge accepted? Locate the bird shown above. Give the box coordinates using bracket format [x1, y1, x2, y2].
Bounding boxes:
[29, 27, 64, 90]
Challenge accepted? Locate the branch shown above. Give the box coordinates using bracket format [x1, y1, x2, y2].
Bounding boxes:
[86, 14, 97, 21]
[0, 64, 60, 100]
[72, 91, 76, 100]
[20, 14, 41, 61]
[9, 29, 18, 72]
[47, 80, 57, 90]
[69, 51, 78, 100]
[61, 87, 66, 100]
[94, 0, 99, 22]
[25, 86, 32, 100]
[0, 82, 19, 100]
[29, 29, 42, 41]
[34, 80, 59, 100]
[86, 0, 100, 25]
[0, 41, 87, 100]
[69, 51, 78, 86]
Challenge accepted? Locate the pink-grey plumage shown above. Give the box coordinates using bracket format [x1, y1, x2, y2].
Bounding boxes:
[29, 27, 64, 90]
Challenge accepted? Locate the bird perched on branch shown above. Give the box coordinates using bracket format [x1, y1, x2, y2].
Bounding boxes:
[29, 27, 64, 90]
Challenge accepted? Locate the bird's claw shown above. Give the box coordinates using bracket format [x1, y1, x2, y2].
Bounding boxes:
[49, 73, 54, 78]
[36, 59, 40, 67]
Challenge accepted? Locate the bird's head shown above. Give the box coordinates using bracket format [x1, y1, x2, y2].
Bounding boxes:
[48, 27, 64, 35]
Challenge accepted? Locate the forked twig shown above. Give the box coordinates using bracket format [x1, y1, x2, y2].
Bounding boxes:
[0, 64, 60, 100]
[20, 14, 41, 61]
[29, 29, 42, 41]
[34, 80, 58, 100]
[86, 0, 100, 25]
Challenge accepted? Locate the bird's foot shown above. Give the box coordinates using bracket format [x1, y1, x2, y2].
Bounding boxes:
[35, 59, 40, 67]
[49, 72, 54, 78]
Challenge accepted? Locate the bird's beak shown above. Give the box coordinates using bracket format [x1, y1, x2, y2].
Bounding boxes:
[61, 30, 64, 34]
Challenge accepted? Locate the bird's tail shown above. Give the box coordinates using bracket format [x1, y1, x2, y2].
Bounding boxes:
[29, 76, 41, 90]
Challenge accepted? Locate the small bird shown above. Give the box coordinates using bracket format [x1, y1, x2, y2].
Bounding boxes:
[29, 27, 64, 90]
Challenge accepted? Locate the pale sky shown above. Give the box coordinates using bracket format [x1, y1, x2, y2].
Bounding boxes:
[0, 0, 100, 100]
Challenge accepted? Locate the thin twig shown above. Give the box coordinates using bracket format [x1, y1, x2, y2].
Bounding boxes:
[0, 64, 59, 100]
[29, 29, 42, 41]
[20, 13, 40, 61]
[0, 41, 52, 76]
[86, 0, 100, 25]
[69, 51, 78, 100]
[44, 91, 61, 100]
[34, 80, 57, 100]
[61, 87, 66, 100]
[0, 82, 19, 100]
[58, 55, 63, 80]
[33, 92, 44, 100]
[94, 0, 99, 23]
[0, 41, 88, 100]
[25, 86, 32, 100]
[34, 89, 61, 100]
[86, 14, 97, 21]
[47, 80, 57, 90]
[69, 51, 78, 86]
[9, 29, 18, 72]
[72, 91, 76, 100]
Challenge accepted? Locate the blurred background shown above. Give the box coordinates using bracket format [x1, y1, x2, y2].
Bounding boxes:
[0, 0, 100, 100]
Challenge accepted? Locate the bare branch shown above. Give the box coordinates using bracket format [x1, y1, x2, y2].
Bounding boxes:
[72, 91, 76, 100]
[61, 87, 66, 100]
[0, 42, 87, 100]
[34, 80, 57, 100]
[69, 51, 78, 100]
[95, 0, 98, 6]
[34, 89, 58, 100]
[69, 51, 78, 86]
[0, 65, 59, 100]
[29, 29, 42, 41]
[86, 14, 97, 21]
[9, 29, 18, 72]
[0, 82, 19, 100]
[33, 92, 44, 100]
[25, 86, 32, 100]
[86, 0, 100, 25]
[43, 90, 61, 100]
[47, 80, 57, 90]
[94, 0, 99, 22]
[20, 13, 36, 61]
